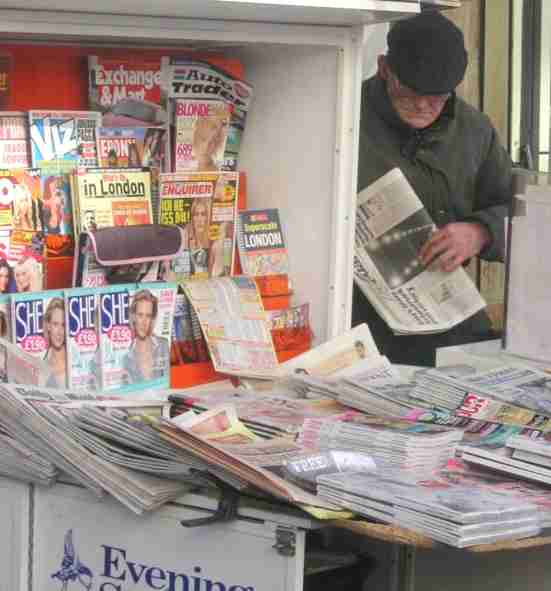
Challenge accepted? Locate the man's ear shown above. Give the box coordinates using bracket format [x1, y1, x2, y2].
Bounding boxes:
[377, 55, 389, 80]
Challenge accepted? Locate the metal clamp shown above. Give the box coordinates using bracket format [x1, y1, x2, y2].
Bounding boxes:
[272, 527, 296, 557]
[180, 477, 240, 528]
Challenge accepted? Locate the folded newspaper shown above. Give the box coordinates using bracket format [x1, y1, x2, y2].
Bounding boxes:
[354, 168, 486, 335]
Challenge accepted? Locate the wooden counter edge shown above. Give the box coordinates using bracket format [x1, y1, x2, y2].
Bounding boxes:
[329, 519, 551, 553]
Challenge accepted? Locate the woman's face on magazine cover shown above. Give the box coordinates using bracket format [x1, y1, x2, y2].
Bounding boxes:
[46, 308, 66, 350]
[15, 262, 31, 292]
[193, 203, 209, 235]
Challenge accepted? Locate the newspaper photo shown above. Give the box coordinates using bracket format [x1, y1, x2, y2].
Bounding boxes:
[354, 168, 485, 335]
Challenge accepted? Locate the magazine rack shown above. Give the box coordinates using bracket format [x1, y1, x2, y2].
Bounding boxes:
[0, 0, 425, 347]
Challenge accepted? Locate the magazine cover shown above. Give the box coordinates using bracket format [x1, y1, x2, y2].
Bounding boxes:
[29, 110, 101, 174]
[98, 283, 133, 392]
[0, 112, 31, 168]
[72, 167, 153, 236]
[166, 60, 253, 171]
[65, 287, 99, 391]
[39, 172, 73, 236]
[8, 230, 46, 293]
[98, 282, 176, 393]
[172, 98, 232, 172]
[96, 126, 166, 172]
[124, 282, 176, 391]
[12, 289, 67, 389]
[0, 168, 42, 230]
[88, 55, 169, 126]
[236, 208, 290, 276]
[158, 171, 239, 281]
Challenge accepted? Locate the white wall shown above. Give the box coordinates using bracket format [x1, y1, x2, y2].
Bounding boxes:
[362, 22, 388, 80]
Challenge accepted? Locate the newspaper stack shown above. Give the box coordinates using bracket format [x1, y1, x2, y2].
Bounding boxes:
[69, 405, 247, 491]
[392, 485, 541, 547]
[317, 473, 541, 548]
[0, 432, 57, 485]
[299, 417, 462, 477]
[169, 387, 353, 438]
[0, 384, 198, 514]
[462, 439, 551, 488]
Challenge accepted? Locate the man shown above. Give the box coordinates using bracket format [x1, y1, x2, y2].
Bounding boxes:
[353, 11, 512, 366]
[123, 289, 170, 384]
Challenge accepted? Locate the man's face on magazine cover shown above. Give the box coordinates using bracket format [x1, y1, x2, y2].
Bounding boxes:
[134, 300, 154, 340]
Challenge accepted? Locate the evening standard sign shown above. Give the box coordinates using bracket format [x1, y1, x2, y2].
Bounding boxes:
[51, 529, 255, 591]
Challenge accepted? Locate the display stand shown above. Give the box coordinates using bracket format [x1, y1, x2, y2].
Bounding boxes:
[7, 3, 535, 591]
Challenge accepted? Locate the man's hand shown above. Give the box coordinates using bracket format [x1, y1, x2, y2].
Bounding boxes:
[419, 222, 491, 272]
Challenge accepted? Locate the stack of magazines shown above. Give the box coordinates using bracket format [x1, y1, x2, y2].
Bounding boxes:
[337, 377, 419, 418]
[299, 417, 463, 477]
[461, 435, 551, 488]
[317, 473, 541, 547]
[508, 434, 551, 467]
[412, 363, 551, 416]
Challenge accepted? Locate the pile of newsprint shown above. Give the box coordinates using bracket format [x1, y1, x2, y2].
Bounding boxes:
[7, 310, 551, 551]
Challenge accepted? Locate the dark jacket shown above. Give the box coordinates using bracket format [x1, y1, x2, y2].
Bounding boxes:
[352, 75, 513, 366]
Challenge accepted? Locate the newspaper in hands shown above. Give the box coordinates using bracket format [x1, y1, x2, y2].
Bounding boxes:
[354, 168, 485, 335]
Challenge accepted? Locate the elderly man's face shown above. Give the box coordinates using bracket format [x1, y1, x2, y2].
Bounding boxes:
[378, 57, 450, 130]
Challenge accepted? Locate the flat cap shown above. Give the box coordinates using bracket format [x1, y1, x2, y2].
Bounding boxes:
[387, 11, 468, 95]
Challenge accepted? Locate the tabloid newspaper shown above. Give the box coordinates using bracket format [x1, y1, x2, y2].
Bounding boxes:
[354, 168, 486, 335]
[88, 55, 171, 181]
[0, 168, 41, 230]
[183, 276, 279, 379]
[236, 208, 290, 276]
[98, 282, 176, 394]
[88, 55, 169, 126]
[71, 167, 153, 236]
[29, 110, 101, 174]
[158, 171, 239, 280]
[65, 287, 100, 391]
[11, 289, 67, 389]
[0, 112, 31, 168]
[166, 60, 254, 171]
